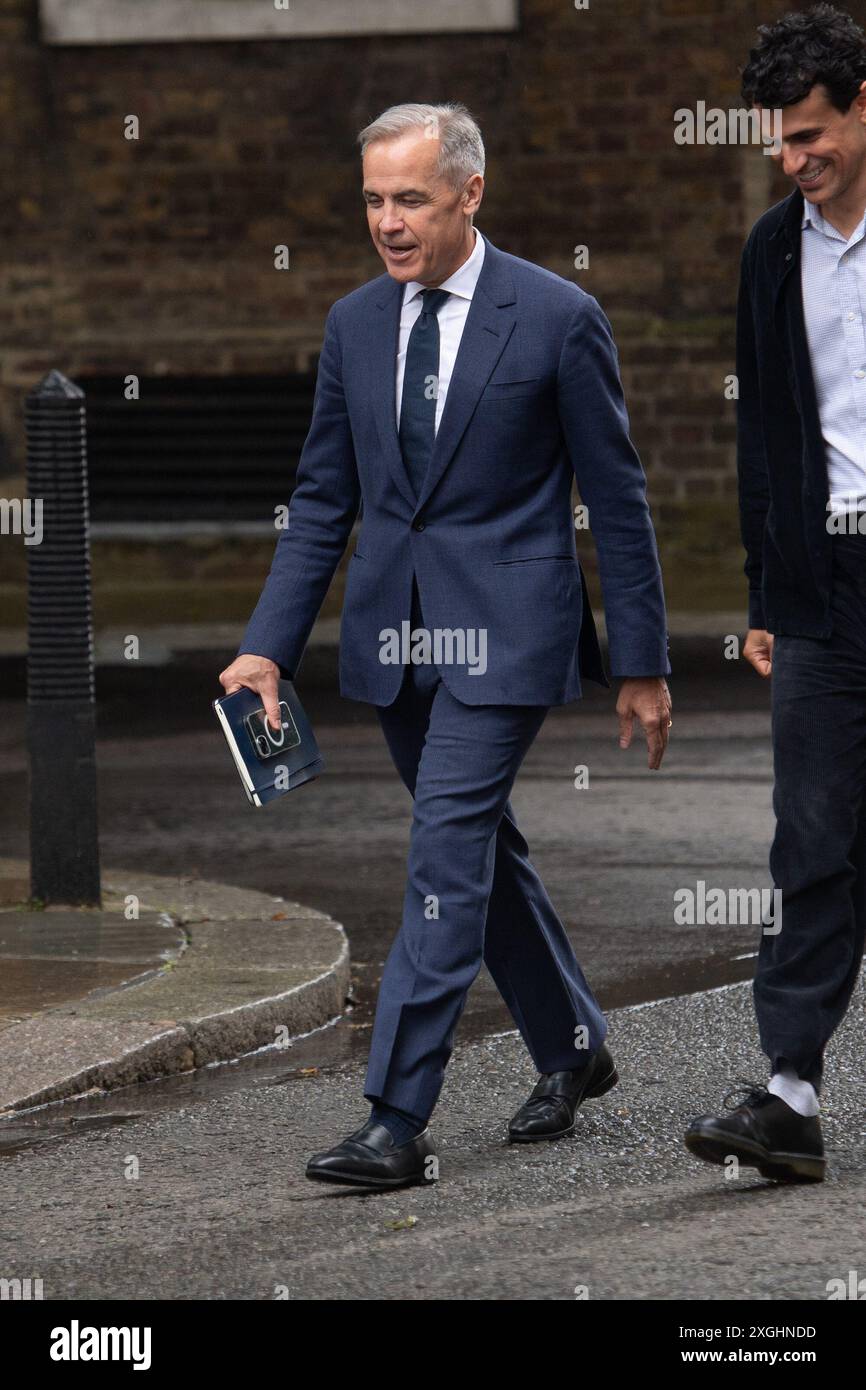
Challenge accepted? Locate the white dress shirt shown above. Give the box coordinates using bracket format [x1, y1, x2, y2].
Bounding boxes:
[395, 226, 486, 435]
[801, 198, 866, 513]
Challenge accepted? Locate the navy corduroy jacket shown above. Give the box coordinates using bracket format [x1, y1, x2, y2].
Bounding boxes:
[737, 187, 837, 636]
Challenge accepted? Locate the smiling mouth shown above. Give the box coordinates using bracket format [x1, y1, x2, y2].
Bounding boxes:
[383, 243, 416, 256]
[799, 161, 829, 185]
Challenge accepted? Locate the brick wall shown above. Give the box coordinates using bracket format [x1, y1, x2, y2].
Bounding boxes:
[0, 0, 850, 605]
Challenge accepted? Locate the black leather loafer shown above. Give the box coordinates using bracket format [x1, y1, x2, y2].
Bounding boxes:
[305, 1119, 438, 1190]
[508, 1042, 619, 1142]
[685, 1083, 825, 1183]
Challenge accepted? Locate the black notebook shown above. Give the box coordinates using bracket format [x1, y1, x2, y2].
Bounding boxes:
[213, 679, 324, 808]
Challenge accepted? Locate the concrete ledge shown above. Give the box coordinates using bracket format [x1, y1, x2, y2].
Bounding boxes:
[0, 1017, 193, 1112]
[40, 0, 520, 46]
[76, 916, 350, 1069]
[0, 864, 349, 1114]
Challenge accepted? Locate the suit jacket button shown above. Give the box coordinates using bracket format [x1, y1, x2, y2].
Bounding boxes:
[413, 520, 425, 531]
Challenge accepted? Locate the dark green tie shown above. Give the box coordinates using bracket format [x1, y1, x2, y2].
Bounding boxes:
[399, 287, 450, 499]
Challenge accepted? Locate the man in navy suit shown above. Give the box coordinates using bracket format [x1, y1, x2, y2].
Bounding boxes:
[220, 103, 671, 1189]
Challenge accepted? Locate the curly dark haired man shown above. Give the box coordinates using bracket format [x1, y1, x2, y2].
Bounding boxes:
[687, 5, 866, 1184]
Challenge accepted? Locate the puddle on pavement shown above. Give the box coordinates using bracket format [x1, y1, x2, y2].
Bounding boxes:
[0, 1109, 145, 1159]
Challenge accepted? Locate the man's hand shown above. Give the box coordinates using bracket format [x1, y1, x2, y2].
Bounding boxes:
[219, 653, 281, 730]
[616, 677, 672, 770]
[743, 628, 774, 678]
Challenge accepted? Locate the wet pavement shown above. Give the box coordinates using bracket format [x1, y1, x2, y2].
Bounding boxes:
[0, 909, 184, 1026]
[0, 862, 348, 1121]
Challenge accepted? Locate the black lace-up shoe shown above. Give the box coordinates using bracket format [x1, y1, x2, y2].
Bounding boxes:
[508, 1043, 619, 1142]
[305, 1119, 438, 1190]
[685, 1081, 825, 1183]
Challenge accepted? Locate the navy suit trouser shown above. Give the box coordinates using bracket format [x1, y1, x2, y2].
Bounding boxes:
[756, 532, 866, 1093]
[363, 579, 607, 1123]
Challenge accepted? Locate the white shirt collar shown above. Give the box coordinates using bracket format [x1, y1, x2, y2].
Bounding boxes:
[802, 198, 825, 231]
[403, 227, 485, 305]
[802, 197, 866, 242]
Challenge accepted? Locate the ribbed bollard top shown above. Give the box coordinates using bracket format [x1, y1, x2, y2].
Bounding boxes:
[25, 370, 96, 703]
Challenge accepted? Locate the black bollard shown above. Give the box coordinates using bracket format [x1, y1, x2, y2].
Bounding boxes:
[25, 370, 101, 906]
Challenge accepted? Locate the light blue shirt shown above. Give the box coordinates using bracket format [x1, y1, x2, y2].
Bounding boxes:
[801, 198, 866, 513]
[396, 227, 486, 435]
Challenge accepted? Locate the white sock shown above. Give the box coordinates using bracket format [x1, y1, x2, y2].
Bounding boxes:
[767, 1066, 820, 1117]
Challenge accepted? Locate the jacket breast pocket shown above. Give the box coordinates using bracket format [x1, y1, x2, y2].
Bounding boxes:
[492, 553, 577, 567]
[480, 378, 543, 400]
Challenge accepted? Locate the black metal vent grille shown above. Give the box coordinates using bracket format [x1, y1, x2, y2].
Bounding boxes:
[79, 373, 318, 522]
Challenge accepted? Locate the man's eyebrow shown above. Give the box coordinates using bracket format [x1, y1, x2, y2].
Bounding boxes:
[362, 186, 430, 199]
[785, 126, 826, 141]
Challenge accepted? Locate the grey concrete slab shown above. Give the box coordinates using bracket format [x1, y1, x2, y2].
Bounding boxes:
[0, 1016, 191, 1113]
[99, 870, 324, 924]
[0, 863, 350, 1113]
[75, 917, 350, 1067]
[0, 911, 183, 961]
[0, 910, 185, 1019]
[0, 957, 159, 1018]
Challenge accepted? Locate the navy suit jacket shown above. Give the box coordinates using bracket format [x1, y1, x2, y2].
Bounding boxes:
[238, 233, 670, 706]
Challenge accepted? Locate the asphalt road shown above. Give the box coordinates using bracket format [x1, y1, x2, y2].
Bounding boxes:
[3, 976, 865, 1302]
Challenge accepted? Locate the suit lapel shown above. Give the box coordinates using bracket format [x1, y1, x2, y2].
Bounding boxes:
[368, 235, 518, 515]
[370, 275, 418, 510]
